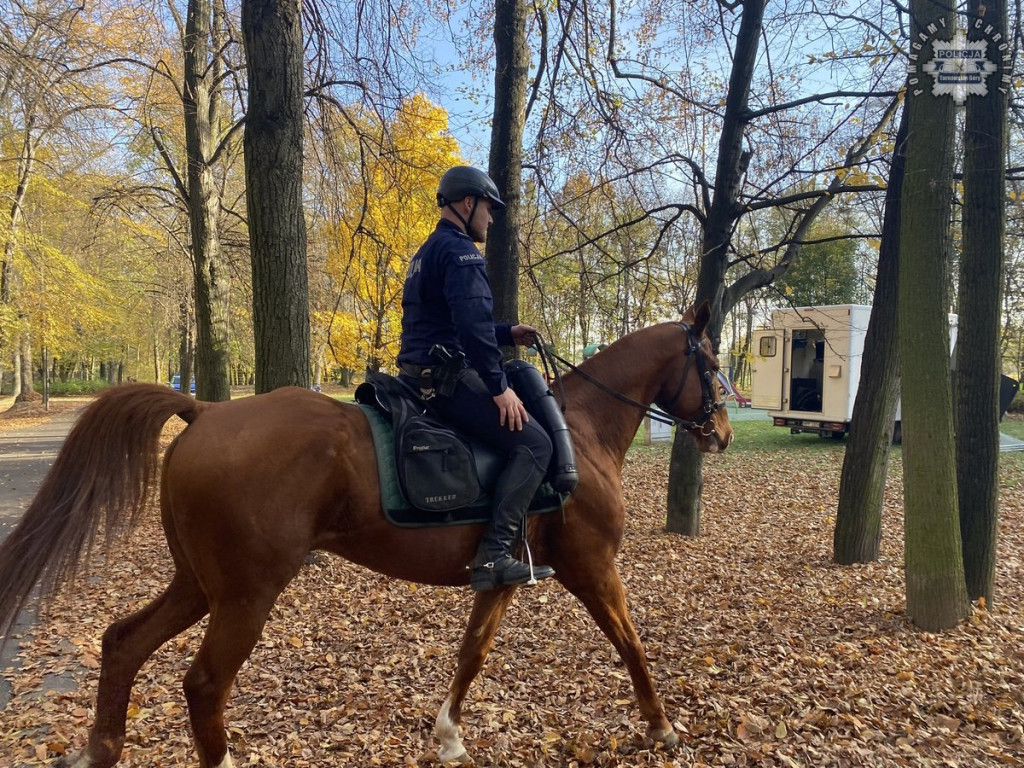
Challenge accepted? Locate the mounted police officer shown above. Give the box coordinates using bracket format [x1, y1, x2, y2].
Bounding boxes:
[397, 166, 555, 591]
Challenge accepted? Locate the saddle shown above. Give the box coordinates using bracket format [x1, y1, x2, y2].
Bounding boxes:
[355, 365, 575, 528]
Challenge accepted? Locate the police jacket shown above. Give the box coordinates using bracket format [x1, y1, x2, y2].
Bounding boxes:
[398, 219, 513, 396]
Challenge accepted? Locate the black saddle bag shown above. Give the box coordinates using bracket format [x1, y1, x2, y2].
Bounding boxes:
[356, 372, 481, 512]
[396, 412, 480, 511]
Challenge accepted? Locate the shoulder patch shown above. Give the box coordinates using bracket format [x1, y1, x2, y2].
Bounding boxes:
[455, 252, 485, 265]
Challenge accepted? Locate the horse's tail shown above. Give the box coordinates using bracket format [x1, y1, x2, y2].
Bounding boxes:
[0, 384, 204, 640]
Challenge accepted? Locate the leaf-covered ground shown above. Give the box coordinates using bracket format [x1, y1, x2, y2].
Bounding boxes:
[0, 397, 90, 428]
[3, 413, 1024, 767]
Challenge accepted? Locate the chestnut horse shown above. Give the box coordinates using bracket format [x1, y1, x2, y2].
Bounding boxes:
[0, 304, 732, 768]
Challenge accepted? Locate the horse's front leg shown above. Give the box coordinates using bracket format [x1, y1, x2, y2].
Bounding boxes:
[435, 587, 517, 763]
[562, 565, 678, 747]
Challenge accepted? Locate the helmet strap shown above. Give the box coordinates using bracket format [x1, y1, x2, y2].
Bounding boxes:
[446, 197, 480, 238]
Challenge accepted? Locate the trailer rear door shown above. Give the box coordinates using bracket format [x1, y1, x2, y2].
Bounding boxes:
[751, 329, 784, 410]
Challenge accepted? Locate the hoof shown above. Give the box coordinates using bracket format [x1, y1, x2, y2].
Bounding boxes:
[437, 746, 471, 764]
[648, 725, 680, 749]
[52, 751, 102, 768]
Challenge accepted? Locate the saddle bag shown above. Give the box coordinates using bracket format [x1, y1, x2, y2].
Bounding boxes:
[356, 372, 482, 512]
[396, 413, 481, 511]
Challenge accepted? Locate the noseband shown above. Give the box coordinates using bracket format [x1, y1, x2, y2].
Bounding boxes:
[535, 323, 727, 434]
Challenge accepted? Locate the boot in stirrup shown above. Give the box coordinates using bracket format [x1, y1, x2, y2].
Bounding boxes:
[469, 446, 555, 591]
[470, 553, 554, 591]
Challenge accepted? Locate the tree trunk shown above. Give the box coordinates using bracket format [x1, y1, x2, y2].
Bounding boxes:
[957, 0, 1008, 605]
[900, 0, 970, 631]
[833, 110, 908, 564]
[242, 0, 310, 393]
[2, 128, 36, 404]
[15, 331, 37, 402]
[696, 0, 765, 333]
[666, 431, 702, 535]
[665, 0, 764, 536]
[486, 0, 529, 329]
[178, 299, 194, 395]
[185, 0, 232, 402]
[11, 343, 21, 398]
[1, 122, 35, 307]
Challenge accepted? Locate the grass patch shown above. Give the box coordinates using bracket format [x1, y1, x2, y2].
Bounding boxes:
[631, 413, 851, 456]
[999, 415, 1024, 440]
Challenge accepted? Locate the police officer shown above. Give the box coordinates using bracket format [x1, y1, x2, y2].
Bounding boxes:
[397, 166, 555, 591]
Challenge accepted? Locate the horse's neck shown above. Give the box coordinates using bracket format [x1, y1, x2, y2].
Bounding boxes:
[564, 326, 674, 461]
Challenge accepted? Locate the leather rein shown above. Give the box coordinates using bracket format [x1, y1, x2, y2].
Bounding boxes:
[533, 322, 728, 433]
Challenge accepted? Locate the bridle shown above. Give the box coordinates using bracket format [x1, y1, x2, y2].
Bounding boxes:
[534, 322, 728, 434]
[657, 322, 729, 432]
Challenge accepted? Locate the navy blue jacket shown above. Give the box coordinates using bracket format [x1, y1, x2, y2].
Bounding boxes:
[398, 220, 513, 396]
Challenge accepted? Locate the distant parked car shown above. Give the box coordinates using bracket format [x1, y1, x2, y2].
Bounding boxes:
[169, 373, 196, 393]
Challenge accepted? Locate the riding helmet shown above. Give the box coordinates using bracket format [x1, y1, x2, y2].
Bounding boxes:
[436, 166, 506, 210]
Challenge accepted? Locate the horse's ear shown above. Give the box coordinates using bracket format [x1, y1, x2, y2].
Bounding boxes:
[692, 300, 712, 335]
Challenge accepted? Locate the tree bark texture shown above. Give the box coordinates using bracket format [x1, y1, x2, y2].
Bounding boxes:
[486, 0, 529, 329]
[956, 0, 1008, 604]
[833, 111, 908, 564]
[185, 0, 232, 401]
[666, 431, 702, 535]
[900, 0, 970, 631]
[242, 0, 310, 393]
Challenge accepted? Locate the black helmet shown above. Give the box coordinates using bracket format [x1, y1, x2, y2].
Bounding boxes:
[437, 166, 505, 210]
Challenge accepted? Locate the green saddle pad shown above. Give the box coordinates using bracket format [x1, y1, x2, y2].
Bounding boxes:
[358, 404, 564, 528]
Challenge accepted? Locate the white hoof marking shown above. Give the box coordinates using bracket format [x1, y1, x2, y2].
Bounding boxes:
[435, 695, 469, 763]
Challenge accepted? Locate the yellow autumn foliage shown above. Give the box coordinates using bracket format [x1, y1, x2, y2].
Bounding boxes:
[323, 94, 461, 373]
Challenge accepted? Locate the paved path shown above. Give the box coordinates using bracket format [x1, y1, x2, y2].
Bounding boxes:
[0, 410, 80, 709]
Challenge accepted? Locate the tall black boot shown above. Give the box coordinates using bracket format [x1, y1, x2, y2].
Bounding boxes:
[470, 446, 556, 591]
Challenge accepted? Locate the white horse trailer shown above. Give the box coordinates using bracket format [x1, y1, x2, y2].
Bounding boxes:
[750, 305, 962, 439]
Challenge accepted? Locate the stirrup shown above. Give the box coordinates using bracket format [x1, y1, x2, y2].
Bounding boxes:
[468, 556, 555, 591]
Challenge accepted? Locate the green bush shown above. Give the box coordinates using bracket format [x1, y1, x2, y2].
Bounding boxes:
[35, 379, 113, 397]
[1010, 390, 1024, 413]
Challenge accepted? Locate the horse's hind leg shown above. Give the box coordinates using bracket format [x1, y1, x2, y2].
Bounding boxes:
[183, 590, 283, 768]
[435, 588, 517, 763]
[57, 571, 209, 768]
[561, 566, 678, 747]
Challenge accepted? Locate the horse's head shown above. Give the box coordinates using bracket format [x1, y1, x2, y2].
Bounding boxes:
[654, 301, 734, 453]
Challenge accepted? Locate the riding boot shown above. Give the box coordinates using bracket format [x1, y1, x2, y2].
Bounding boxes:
[470, 446, 556, 591]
